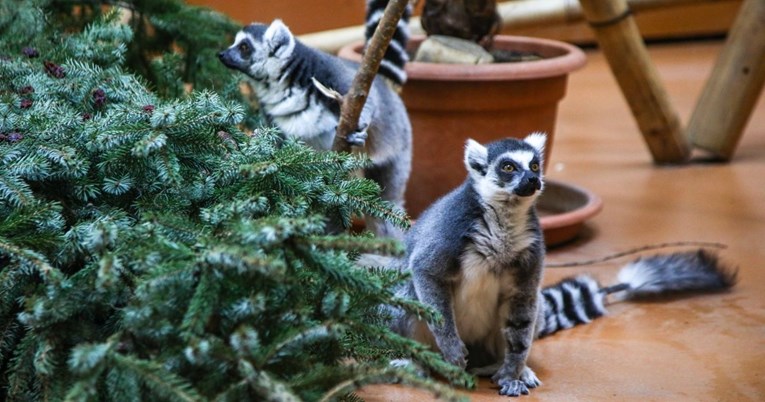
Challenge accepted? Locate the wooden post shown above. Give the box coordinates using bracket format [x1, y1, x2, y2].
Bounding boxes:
[686, 0, 765, 160]
[578, 0, 690, 164]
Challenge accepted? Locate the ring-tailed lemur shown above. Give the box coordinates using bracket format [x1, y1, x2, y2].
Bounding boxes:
[390, 133, 549, 396]
[218, 0, 412, 239]
[387, 134, 736, 397]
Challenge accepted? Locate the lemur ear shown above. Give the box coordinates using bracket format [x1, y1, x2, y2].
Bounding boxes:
[264, 19, 295, 58]
[464, 139, 488, 177]
[524, 132, 547, 156]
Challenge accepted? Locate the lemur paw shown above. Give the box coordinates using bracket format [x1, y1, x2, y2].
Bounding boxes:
[497, 379, 530, 397]
[519, 366, 541, 388]
[439, 338, 468, 369]
[493, 367, 540, 397]
[346, 123, 368, 147]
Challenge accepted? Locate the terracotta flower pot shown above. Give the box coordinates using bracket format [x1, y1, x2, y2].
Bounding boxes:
[339, 35, 586, 217]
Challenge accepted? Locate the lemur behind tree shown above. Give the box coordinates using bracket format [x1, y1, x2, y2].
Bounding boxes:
[389, 134, 736, 397]
[218, 0, 412, 239]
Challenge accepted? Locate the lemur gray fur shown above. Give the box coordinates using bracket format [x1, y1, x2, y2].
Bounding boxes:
[391, 133, 549, 396]
[387, 134, 736, 397]
[218, 0, 412, 239]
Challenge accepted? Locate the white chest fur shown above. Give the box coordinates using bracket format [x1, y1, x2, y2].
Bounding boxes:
[452, 202, 535, 346]
[254, 81, 337, 148]
[271, 99, 337, 147]
[453, 254, 513, 345]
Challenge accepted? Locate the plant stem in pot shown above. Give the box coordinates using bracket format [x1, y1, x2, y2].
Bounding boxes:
[421, 0, 501, 45]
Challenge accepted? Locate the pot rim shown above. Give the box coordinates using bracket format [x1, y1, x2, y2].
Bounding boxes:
[538, 179, 603, 230]
[338, 34, 587, 81]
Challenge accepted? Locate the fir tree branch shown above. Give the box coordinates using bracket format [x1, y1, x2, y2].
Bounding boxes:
[386, 296, 442, 324]
[32, 340, 56, 377]
[346, 321, 474, 390]
[333, 0, 410, 153]
[0, 319, 21, 363]
[346, 196, 410, 230]
[1, 264, 25, 316]
[296, 234, 404, 256]
[179, 269, 220, 339]
[0, 173, 35, 207]
[67, 342, 113, 375]
[212, 380, 248, 402]
[6, 333, 37, 400]
[317, 365, 469, 402]
[201, 247, 287, 278]
[110, 354, 206, 402]
[238, 359, 302, 402]
[0, 238, 61, 283]
[142, 212, 207, 244]
[294, 247, 384, 295]
[262, 322, 344, 366]
[239, 144, 369, 179]
[105, 366, 142, 402]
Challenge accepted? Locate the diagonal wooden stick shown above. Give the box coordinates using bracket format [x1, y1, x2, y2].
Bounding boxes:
[332, 0, 410, 154]
[686, 0, 765, 160]
[578, 0, 690, 164]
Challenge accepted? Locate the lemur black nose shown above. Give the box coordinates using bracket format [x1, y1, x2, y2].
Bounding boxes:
[514, 176, 541, 197]
[217, 51, 224, 59]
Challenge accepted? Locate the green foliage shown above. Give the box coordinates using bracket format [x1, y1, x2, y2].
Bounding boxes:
[38, 0, 258, 125]
[0, 1, 474, 401]
[36, 0, 238, 92]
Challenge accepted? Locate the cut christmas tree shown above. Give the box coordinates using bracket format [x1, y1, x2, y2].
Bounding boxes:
[0, 1, 473, 400]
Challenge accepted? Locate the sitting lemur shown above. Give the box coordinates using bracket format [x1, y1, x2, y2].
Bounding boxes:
[387, 134, 735, 396]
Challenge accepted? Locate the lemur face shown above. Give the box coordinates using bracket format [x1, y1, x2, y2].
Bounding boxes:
[464, 133, 546, 201]
[218, 19, 296, 81]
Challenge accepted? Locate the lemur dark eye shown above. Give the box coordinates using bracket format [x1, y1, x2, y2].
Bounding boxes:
[530, 163, 540, 172]
[501, 163, 514, 173]
[238, 42, 250, 53]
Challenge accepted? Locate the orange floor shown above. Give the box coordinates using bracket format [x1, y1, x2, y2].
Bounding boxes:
[359, 40, 765, 401]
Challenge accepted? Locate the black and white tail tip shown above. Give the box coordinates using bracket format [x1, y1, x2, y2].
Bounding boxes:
[537, 250, 737, 338]
[605, 249, 737, 300]
[365, 0, 412, 86]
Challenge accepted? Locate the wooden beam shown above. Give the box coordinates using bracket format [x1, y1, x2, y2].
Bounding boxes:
[578, 0, 690, 163]
[686, 0, 765, 160]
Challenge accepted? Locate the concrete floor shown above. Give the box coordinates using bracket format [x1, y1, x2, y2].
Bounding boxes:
[359, 40, 765, 401]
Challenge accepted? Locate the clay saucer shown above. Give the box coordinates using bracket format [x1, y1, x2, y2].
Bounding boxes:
[538, 180, 603, 247]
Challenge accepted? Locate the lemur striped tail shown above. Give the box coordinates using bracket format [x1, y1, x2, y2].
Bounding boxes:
[537, 275, 606, 338]
[536, 250, 737, 338]
[365, 0, 411, 86]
